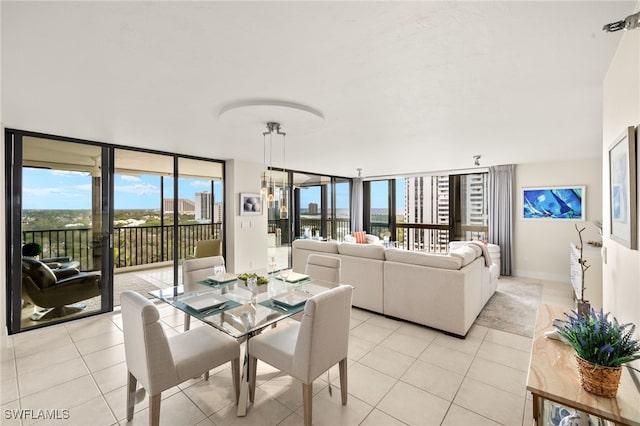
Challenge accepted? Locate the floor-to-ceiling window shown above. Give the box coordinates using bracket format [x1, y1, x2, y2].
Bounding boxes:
[293, 172, 349, 241]
[7, 134, 109, 332]
[112, 153, 225, 305]
[177, 157, 225, 269]
[267, 170, 352, 271]
[332, 178, 351, 240]
[5, 129, 225, 333]
[365, 179, 394, 238]
[451, 173, 489, 241]
[112, 149, 174, 304]
[296, 175, 324, 239]
[363, 172, 488, 251]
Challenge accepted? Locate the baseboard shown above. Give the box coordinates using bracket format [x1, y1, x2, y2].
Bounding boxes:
[510, 269, 568, 283]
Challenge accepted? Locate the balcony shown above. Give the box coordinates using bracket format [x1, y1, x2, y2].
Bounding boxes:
[22, 222, 223, 271]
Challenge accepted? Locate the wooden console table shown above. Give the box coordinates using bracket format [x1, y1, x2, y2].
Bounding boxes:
[526, 304, 640, 426]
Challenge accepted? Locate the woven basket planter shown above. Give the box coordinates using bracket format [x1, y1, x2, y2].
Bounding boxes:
[576, 355, 622, 398]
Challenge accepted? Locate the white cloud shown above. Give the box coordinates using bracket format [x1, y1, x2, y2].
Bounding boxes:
[23, 187, 63, 196]
[190, 180, 211, 188]
[115, 183, 160, 196]
[51, 170, 89, 177]
[120, 175, 142, 182]
[23, 187, 86, 198]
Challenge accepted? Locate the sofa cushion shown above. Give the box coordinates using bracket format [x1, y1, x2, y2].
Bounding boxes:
[292, 239, 339, 253]
[384, 248, 463, 270]
[338, 242, 386, 260]
[365, 234, 380, 244]
[450, 245, 478, 266]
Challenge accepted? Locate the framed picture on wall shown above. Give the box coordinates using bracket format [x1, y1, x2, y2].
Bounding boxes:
[240, 193, 262, 216]
[522, 186, 585, 220]
[608, 126, 637, 249]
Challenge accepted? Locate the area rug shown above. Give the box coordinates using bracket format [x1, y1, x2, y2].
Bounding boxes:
[474, 277, 543, 338]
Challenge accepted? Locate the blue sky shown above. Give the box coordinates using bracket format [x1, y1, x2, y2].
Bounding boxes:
[296, 178, 404, 210]
[23, 169, 403, 210]
[22, 169, 223, 209]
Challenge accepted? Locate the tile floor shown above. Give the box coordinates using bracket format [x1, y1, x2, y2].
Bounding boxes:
[1, 278, 574, 426]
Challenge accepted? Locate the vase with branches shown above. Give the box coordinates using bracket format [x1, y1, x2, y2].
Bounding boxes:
[575, 224, 591, 316]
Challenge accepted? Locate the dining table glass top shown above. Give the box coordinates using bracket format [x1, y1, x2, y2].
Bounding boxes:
[149, 274, 336, 339]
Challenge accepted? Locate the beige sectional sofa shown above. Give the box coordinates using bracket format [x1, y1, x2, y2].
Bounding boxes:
[292, 239, 499, 337]
[292, 239, 386, 312]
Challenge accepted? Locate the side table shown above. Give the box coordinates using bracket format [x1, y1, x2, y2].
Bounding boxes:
[526, 304, 640, 426]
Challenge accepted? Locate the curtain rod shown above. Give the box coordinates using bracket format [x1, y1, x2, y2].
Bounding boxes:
[363, 166, 490, 181]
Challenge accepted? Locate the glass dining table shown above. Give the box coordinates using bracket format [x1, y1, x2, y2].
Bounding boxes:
[149, 273, 338, 416]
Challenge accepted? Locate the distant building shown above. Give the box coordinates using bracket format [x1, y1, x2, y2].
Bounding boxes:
[308, 202, 318, 214]
[403, 174, 487, 250]
[195, 192, 212, 220]
[213, 203, 223, 223]
[461, 174, 488, 236]
[163, 198, 195, 214]
[404, 176, 449, 251]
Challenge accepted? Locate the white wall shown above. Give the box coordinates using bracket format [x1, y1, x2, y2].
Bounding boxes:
[1, 0, 6, 337]
[602, 0, 640, 342]
[1, 127, 5, 338]
[513, 158, 602, 282]
[224, 159, 268, 274]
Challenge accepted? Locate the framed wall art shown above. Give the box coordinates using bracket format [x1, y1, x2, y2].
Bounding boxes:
[240, 193, 262, 216]
[609, 126, 637, 249]
[522, 186, 585, 220]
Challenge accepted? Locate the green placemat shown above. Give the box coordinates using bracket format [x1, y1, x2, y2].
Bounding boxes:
[259, 299, 304, 314]
[198, 279, 233, 287]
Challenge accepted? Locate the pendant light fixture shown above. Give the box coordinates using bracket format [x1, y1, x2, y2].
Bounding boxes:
[279, 129, 289, 219]
[218, 100, 324, 219]
[261, 122, 287, 212]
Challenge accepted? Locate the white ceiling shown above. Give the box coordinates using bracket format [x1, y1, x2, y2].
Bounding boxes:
[2, 1, 636, 179]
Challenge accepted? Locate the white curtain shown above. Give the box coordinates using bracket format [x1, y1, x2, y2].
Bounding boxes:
[488, 165, 514, 276]
[350, 178, 363, 232]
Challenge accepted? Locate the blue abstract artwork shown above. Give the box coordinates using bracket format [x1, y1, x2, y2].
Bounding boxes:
[523, 187, 584, 220]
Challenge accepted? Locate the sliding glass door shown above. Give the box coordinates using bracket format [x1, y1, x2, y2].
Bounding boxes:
[7, 133, 109, 332]
[292, 172, 351, 241]
[177, 157, 225, 271]
[112, 149, 175, 305]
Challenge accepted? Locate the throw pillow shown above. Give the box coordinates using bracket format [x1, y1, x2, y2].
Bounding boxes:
[352, 231, 367, 244]
[343, 234, 356, 243]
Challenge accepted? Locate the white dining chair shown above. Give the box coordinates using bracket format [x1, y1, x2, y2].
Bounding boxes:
[182, 255, 226, 331]
[120, 290, 240, 426]
[247, 285, 353, 426]
[305, 254, 341, 283]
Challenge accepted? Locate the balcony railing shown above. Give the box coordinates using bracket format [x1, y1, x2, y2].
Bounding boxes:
[293, 218, 486, 253]
[297, 217, 350, 240]
[372, 222, 488, 253]
[23, 219, 486, 272]
[22, 223, 223, 271]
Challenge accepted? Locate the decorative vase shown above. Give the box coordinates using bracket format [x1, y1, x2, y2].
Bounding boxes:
[575, 355, 622, 398]
[558, 409, 594, 426]
[576, 300, 591, 317]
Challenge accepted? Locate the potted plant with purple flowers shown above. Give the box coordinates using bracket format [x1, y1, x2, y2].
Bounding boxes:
[554, 308, 640, 397]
